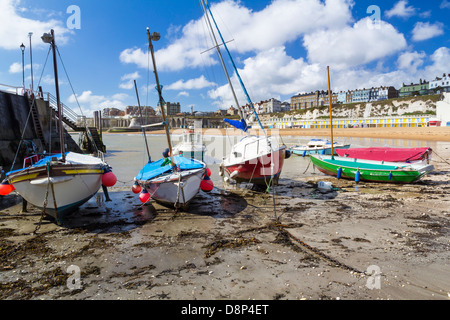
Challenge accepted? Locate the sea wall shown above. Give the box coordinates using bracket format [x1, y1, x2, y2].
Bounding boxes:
[0, 91, 40, 170]
[0, 91, 81, 172]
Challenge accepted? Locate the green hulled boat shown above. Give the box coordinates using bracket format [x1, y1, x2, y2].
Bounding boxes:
[310, 155, 434, 184]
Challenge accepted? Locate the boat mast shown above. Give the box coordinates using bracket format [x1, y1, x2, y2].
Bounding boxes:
[146, 28, 176, 169]
[199, 0, 245, 123]
[326, 66, 334, 157]
[43, 29, 65, 162]
[202, 0, 266, 134]
[134, 80, 150, 160]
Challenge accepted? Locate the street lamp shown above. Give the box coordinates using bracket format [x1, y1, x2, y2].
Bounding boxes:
[20, 43, 25, 90]
[28, 32, 34, 93]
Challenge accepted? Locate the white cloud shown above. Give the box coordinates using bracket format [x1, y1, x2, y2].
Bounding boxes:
[68, 90, 129, 116]
[120, 0, 354, 71]
[204, 0, 353, 54]
[422, 47, 450, 80]
[119, 71, 140, 89]
[165, 75, 215, 90]
[440, 0, 450, 9]
[0, 0, 71, 50]
[9, 62, 29, 73]
[385, 0, 416, 19]
[207, 46, 323, 108]
[397, 51, 426, 73]
[303, 18, 407, 70]
[412, 22, 444, 41]
[177, 91, 189, 97]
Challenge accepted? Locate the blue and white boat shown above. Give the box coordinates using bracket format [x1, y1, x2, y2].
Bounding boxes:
[291, 139, 350, 156]
[2, 30, 116, 223]
[135, 155, 206, 208]
[133, 28, 207, 209]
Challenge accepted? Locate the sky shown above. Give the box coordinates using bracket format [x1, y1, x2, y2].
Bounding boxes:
[0, 0, 449, 117]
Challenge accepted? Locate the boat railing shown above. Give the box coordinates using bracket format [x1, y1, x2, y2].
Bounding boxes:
[22, 152, 62, 168]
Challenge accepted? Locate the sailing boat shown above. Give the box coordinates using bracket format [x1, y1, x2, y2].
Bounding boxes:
[310, 67, 434, 184]
[200, 0, 287, 186]
[172, 121, 207, 161]
[133, 28, 207, 209]
[2, 30, 116, 222]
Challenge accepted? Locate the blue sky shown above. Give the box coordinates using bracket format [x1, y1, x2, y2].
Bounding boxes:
[0, 0, 449, 117]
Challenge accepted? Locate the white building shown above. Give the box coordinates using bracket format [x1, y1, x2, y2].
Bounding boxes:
[262, 98, 282, 113]
[430, 73, 450, 93]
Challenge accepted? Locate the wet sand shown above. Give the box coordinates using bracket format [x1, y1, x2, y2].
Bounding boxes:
[1, 148, 449, 302]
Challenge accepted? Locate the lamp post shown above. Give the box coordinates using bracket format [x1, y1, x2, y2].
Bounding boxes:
[20, 43, 25, 90]
[28, 32, 34, 93]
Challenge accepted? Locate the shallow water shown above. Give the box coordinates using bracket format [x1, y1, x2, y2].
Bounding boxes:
[96, 132, 450, 187]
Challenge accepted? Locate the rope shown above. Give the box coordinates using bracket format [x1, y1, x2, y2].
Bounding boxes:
[275, 223, 365, 274]
[10, 47, 51, 171]
[55, 46, 99, 154]
[432, 150, 450, 166]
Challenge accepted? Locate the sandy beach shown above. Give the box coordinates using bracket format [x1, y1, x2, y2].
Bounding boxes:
[145, 126, 450, 142]
[0, 128, 449, 304]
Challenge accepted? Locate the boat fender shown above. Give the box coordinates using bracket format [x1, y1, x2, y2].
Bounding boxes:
[388, 172, 393, 180]
[132, 182, 141, 194]
[337, 167, 342, 179]
[206, 167, 212, 177]
[162, 148, 170, 158]
[285, 149, 291, 159]
[322, 149, 326, 155]
[302, 150, 307, 157]
[102, 169, 117, 187]
[139, 189, 151, 203]
[355, 170, 361, 183]
[200, 175, 214, 192]
[0, 180, 15, 196]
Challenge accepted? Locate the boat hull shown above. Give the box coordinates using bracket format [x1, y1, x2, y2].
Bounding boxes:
[310, 155, 434, 184]
[223, 146, 286, 185]
[138, 168, 206, 208]
[7, 163, 104, 219]
[139, 168, 206, 208]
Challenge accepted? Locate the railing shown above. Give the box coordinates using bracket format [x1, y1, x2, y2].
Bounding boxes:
[0, 83, 24, 95]
[46, 92, 80, 125]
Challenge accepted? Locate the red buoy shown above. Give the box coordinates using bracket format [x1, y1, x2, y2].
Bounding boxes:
[0, 182, 14, 196]
[102, 171, 117, 187]
[206, 167, 211, 177]
[132, 183, 141, 194]
[139, 190, 151, 203]
[200, 175, 214, 192]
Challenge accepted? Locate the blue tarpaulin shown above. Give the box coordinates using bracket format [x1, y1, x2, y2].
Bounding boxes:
[136, 155, 204, 181]
[224, 118, 248, 132]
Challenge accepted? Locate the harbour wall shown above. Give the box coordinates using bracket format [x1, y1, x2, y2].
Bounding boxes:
[0, 90, 81, 172]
